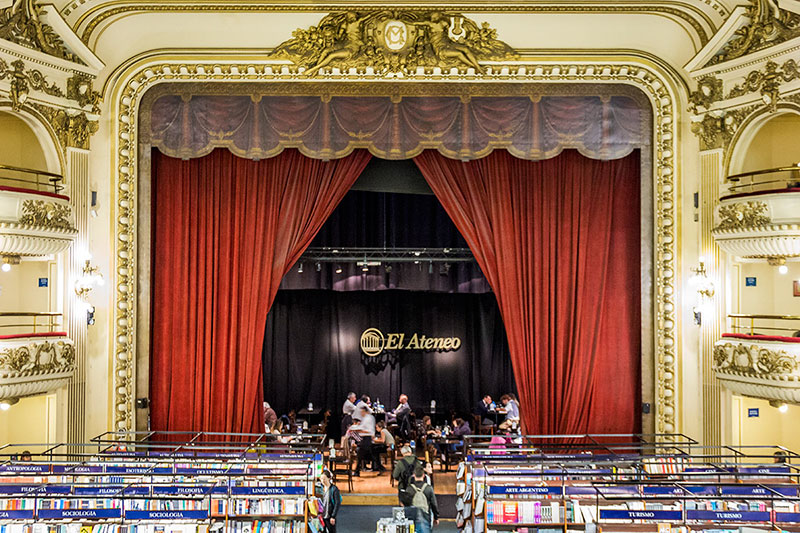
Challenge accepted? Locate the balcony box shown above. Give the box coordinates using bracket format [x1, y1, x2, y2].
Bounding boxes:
[713, 333, 800, 403]
[0, 333, 75, 400]
[0, 187, 77, 256]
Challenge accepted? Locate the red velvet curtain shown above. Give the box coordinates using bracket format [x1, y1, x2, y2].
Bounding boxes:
[150, 148, 371, 434]
[414, 149, 641, 435]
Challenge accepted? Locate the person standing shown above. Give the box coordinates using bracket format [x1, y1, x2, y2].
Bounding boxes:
[263, 401, 278, 430]
[352, 404, 376, 475]
[408, 464, 439, 533]
[393, 445, 421, 506]
[320, 469, 341, 533]
[341, 392, 357, 444]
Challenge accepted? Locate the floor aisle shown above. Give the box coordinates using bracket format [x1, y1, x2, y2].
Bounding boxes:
[336, 505, 459, 533]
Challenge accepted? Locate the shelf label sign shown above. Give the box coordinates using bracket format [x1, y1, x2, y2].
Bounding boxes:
[721, 485, 797, 497]
[39, 509, 122, 519]
[153, 485, 212, 496]
[0, 485, 71, 495]
[776, 512, 800, 523]
[686, 510, 770, 522]
[126, 510, 210, 520]
[75, 485, 149, 496]
[487, 486, 561, 495]
[600, 510, 682, 521]
[0, 510, 35, 519]
[0, 465, 49, 473]
[231, 486, 306, 496]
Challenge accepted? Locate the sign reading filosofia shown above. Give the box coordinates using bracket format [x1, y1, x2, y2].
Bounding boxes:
[360, 328, 461, 357]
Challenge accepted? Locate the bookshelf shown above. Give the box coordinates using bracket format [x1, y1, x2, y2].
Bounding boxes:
[0, 432, 325, 533]
[454, 434, 800, 533]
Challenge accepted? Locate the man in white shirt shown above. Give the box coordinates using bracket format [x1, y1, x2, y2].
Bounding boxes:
[352, 405, 376, 475]
[341, 392, 357, 444]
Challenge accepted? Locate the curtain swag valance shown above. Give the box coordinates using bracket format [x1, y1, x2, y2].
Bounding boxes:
[149, 94, 647, 161]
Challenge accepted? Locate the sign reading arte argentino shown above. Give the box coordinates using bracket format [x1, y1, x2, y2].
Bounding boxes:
[360, 327, 461, 357]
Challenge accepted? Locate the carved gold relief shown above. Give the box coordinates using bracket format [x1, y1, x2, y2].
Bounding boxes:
[689, 76, 723, 112]
[0, 340, 75, 373]
[67, 73, 101, 114]
[713, 342, 799, 376]
[19, 199, 74, 230]
[715, 201, 770, 231]
[692, 104, 759, 151]
[0, 59, 63, 110]
[30, 103, 98, 151]
[270, 11, 517, 75]
[0, 0, 83, 64]
[708, 0, 800, 66]
[728, 60, 800, 112]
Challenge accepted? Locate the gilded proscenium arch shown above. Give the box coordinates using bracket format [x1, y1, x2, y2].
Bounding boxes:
[106, 55, 683, 435]
[73, 2, 718, 51]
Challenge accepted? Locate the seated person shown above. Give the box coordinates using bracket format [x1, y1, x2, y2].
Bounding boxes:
[372, 420, 395, 473]
[448, 417, 471, 454]
[474, 395, 495, 425]
[386, 394, 411, 423]
[498, 394, 520, 431]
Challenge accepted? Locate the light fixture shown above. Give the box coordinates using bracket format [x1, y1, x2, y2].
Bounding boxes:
[768, 257, 789, 274]
[1, 255, 20, 272]
[439, 262, 451, 276]
[385, 264, 393, 274]
[769, 400, 789, 412]
[74, 258, 103, 324]
[335, 264, 342, 274]
[297, 263, 304, 274]
[362, 264, 369, 272]
[315, 262, 322, 272]
[690, 257, 715, 325]
[428, 261, 434, 274]
[0, 398, 19, 411]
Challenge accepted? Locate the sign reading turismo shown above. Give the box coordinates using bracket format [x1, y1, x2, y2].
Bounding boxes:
[360, 327, 462, 357]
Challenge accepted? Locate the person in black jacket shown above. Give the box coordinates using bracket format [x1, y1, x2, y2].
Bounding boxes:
[320, 469, 341, 533]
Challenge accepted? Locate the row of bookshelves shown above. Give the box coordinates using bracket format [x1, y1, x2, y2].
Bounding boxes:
[0, 521, 303, 533]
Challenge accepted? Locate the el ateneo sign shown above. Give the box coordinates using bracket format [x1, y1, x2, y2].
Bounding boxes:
[360, 327, 462, 357]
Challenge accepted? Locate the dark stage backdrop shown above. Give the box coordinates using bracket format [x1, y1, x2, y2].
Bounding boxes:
[262, 290, 516, 421]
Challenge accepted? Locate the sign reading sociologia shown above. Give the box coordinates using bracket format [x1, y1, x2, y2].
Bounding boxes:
[360, 327, 462, 357]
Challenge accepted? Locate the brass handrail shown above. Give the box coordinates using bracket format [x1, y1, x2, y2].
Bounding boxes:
[0, 163, 64, 194]
[0, 312, 63, 334]
[723, 164, 800, 196]
[727, 313, 800, 336]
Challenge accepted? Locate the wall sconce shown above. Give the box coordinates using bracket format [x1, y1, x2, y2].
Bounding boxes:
[74, 258, 104, 322]
[769, 400, 789, 413]
[768, 257, 789, 275]
[1, 255, 20, 272]
[690, 257, 715, 325]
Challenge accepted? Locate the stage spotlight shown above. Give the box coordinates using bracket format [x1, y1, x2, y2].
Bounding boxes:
[362, 263, 369, 272]
[439, 262, 451, 276]
[315, 262, 322, 272]
[385, 264, 393, 273]
[335, 264, 342, 274]
[297, 263, 304, 274]
[428, 261, 434, 274]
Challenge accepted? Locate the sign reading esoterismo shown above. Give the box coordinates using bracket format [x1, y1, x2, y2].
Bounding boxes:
[360, 327, 462, 357]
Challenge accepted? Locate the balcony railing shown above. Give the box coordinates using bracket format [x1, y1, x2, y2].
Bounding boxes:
[728, 313, 800, 338]
[724, 164, 800, 199]
[0, 164, 64, 195]
[0, 312, 63, 337]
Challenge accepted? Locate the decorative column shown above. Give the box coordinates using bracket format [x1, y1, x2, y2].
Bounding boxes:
[66, 147, 90, 444]
[699, 149, 727, 446]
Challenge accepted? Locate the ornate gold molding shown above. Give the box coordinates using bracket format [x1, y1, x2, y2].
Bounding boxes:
[270, 11, 516, 76]
[691, 103, 760, 151]
[715, 200, 770, 231]
[713, 341, 799, 376]
[689, 75, 723, 112]
[0, 0, 83, 64]
[29, 102, 98, 151]
[707, 0, 800, 66]
[727, 59, 800, 111]
[67, 73, 101, 113]
[0, 58, 63, 110]
[18, 199, 74, 231]
[108, 56, 680, 436]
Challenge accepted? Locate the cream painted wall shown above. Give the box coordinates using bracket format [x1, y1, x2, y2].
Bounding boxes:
[733, 395, 800, 453]
[731, 113, 800, 175]
[0, 394, 57, 450]
[0, 112, 48, 172]
[0, 261, 55, 332]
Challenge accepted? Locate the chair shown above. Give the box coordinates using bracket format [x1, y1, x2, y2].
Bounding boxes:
[389, 446, 397, 487]
[473, 414, 494, 435]
[329, 442, 356, 492]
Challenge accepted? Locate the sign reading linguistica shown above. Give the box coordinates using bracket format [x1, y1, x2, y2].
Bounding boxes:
[360, 327, 461, 357]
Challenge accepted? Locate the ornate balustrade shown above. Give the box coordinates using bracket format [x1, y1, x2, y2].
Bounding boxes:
[0, 184, 76, 256]
[0, 322, 74, 401]
[713, 314, 800, 403]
